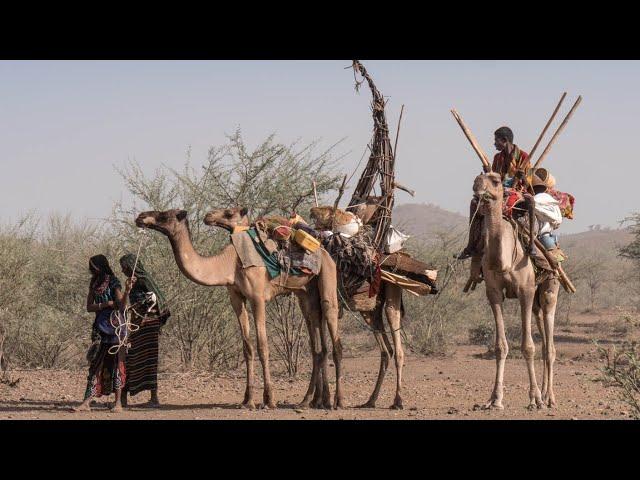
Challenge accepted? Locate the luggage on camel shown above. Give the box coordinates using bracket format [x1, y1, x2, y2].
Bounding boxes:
[230, 215, 323, 279]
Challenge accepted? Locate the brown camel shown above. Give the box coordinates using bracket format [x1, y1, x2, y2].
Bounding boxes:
[135, 209, 343, 410]
[473, 172, 560, 409]
[205, 207, 407, 410]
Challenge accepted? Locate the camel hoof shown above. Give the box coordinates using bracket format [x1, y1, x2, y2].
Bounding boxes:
[73, 404, 91, 413]
[333, 399, 345, 410]
[110, 405, 123, 413]
[240, 401, 256, 410]
[482, 400, 504, 410]
[547, 400, 557, 409]
[390, 399, 404, 410]
[296, 402, 310, 410]
[261, 402, 277, 410]
[356, 401, 376, 409]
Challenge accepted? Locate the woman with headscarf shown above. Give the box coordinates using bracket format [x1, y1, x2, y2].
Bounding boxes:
[74, 254, 132, 412]
[119, 253, 170, 408]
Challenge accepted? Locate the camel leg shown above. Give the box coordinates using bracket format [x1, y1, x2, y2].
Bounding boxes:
[295, 293, 320, 409]
[318, 319, 332, 409]
[484, 293, 508, 410]
[229, 289, 256, 409]
[250, 298, 276, 409]
[541, 279, 559, 407]
[533, 294, 548, 401]
[317, 267, 343, 410]
[519, 288, 544, 410]
[385, 284, 404, 410]
[357, 307, 392, 409]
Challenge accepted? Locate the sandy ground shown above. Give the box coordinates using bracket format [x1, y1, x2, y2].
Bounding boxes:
[0, 312, 635, 420]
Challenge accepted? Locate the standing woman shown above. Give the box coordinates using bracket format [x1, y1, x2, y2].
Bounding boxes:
[119, 254, 170, 408]
[75, 254, 131, 412]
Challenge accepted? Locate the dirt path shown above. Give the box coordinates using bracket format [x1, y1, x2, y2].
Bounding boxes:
[1, 312, 633, 419]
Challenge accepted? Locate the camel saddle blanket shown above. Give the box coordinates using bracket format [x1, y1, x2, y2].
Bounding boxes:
[231, 228, 320, 279]
[503, 188, 524, 219]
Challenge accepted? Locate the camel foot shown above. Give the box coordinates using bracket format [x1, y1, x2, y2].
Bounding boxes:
[73, 403, 91, 412]
[482, 399, 504, 410]
[110, 404, 123, 413]
[390, 398, 404, 410]
[333, 397, 345, 410]
[356, 400, 376, 409]
[547, 399, 557, 409]
[295, 401, 310, 410]
[260, 402, 277, 410]
[240, 401, 256, 410]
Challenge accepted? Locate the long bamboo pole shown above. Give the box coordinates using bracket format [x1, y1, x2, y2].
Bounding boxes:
[533, 96, 582, 170]
[451, 109, 491, 170]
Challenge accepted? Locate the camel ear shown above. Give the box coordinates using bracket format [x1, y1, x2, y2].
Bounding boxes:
[176, 210, 188, 221]
[239, 207, 249, 217]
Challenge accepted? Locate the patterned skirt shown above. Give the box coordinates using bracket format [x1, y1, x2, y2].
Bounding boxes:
[83, 335, 126, 400]
[125, 315, 160, 396]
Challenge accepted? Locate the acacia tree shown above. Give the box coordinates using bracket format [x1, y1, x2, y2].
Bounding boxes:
[621, 212, 640, 310]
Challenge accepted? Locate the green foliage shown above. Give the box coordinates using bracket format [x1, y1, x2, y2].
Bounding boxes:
[600, 341, 640, 419]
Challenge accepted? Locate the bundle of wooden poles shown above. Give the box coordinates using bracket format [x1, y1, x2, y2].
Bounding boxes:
[451, 92, 581, 294]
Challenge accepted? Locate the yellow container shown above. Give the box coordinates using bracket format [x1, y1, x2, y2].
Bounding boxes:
[293, 229, 320, 253]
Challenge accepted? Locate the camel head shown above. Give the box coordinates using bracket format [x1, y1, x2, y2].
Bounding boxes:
[473, 172, 503, 209]
[203, 207, 250, 232]
[135, 209, 189, 237]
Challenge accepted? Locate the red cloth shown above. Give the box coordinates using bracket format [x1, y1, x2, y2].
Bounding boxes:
[548, 189, 575, 219]
[503, 188, 524, 218]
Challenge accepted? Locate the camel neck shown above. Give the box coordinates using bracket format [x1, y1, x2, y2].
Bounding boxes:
[168, 224, 236, 287]
[483, 198, 508, 271]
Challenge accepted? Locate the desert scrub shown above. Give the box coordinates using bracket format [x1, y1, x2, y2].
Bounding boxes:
[599, 341, 640, 419]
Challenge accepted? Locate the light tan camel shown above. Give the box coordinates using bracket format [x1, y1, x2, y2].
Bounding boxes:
[473, 172, 560, 409]
[205, 207, 407, 409]
[135, 209, 343, 410]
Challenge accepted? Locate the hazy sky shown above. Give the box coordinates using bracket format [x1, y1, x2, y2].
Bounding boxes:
[2, 60, 639, 233]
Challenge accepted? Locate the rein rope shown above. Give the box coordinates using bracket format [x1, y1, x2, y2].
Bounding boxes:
[107, 232, 154, 355]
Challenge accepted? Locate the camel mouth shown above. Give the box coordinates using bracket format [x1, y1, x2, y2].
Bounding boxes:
[135, 213, 157, 229]
[474, 190, 496, 202]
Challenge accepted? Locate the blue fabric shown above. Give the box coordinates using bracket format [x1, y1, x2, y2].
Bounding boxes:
[94, 308, 119, 345]
[539, 233, 558, 250]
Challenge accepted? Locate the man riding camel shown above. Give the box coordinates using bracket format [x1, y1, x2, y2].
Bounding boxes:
[458, 126, 531, 260]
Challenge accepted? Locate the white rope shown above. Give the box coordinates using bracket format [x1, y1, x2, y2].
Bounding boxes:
[107, 231, 150, 355]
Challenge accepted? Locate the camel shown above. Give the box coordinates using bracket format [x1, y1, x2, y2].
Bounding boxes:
[135, 209, 343, 410]
[473, 172, 560, 409]
[205, 207, 407, 410]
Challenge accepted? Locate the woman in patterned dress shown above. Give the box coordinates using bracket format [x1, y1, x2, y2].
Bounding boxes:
[119, 254, 170, 408]
[74, 254, 132, 412]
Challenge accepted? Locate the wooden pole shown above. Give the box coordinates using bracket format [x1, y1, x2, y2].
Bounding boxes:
[451, 109, 492, 170]
[533, 96, 582, 170]
[528, 92, 567, 163]
[312, 181, 319, 207]
[392, 104, 405, 170]
[331, 175, 348, 232]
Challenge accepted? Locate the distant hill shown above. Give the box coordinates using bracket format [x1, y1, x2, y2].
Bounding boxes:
[392, 203, 467, 241]
[392, 202, 633, 252]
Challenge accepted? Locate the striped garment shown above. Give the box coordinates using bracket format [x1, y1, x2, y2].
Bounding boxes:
[125, 314, 160, 396]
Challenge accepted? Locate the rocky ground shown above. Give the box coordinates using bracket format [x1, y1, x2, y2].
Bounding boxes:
[0, 311, 635, 420]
